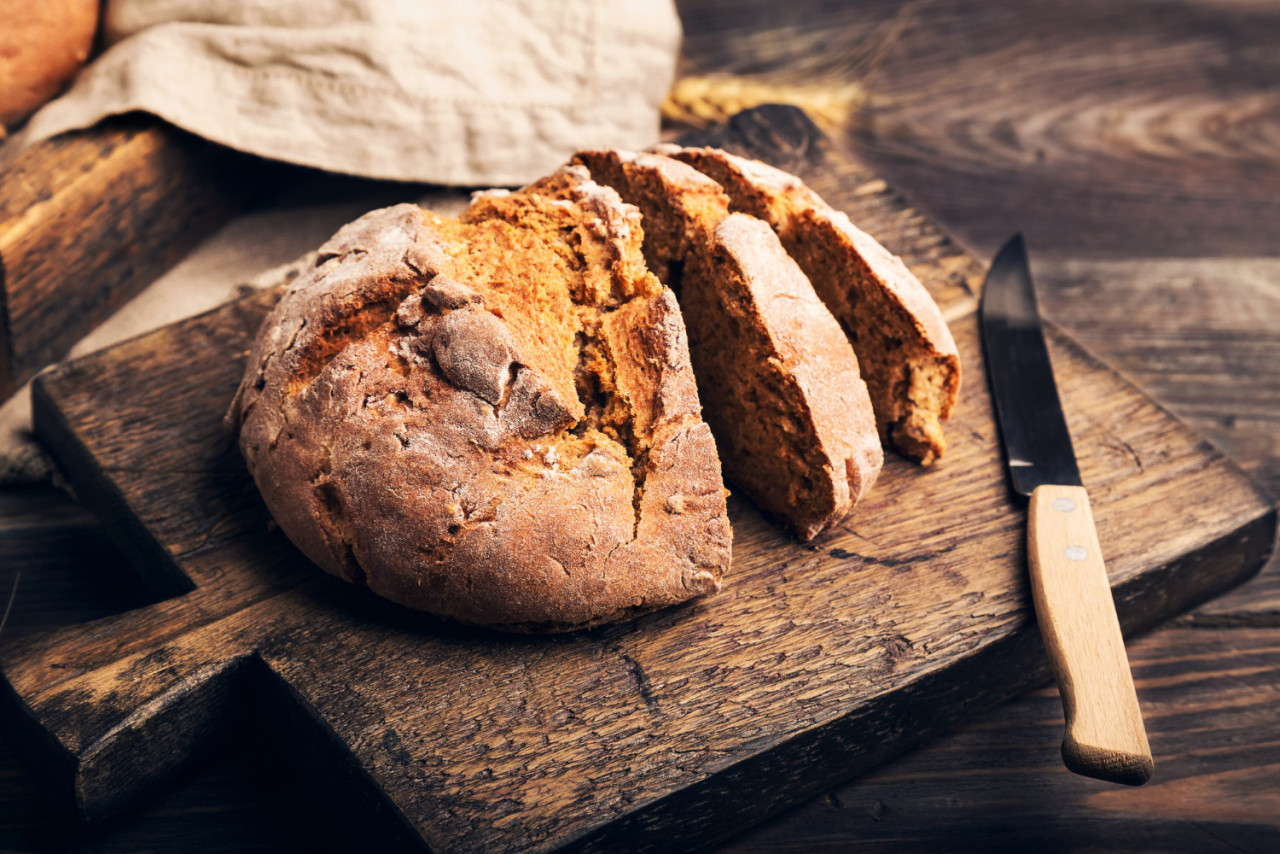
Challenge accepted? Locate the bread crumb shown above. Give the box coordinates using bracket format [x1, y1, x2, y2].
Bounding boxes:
[665, 494, 686, 514]
[395, 293, 424, 327]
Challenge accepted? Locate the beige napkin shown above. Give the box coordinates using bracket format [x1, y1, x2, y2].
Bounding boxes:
[1, 0, 680, 484]
[6, 0, 680, 183]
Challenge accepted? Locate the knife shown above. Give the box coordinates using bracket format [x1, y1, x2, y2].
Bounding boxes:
[979, 234, 1153, 786]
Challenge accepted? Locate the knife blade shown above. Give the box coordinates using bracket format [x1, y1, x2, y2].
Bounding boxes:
[980, 234, 1153, 786]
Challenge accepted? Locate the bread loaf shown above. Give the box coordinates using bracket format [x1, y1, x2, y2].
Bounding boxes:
[227, 170, 731, 632]
[0, 0, 99, 132]
[658, 145, 960, 465]
[571, 149, 882, 540]
[229, 145, 952, 627]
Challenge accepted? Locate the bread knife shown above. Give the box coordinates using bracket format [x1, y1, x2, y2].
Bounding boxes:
[979, 234, 1153, 785]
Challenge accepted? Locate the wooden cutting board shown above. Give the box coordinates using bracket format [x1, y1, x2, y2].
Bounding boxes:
[3, 107, 1274, 853]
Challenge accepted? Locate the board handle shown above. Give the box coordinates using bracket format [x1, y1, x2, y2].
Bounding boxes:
[0, 603, 252, 823]
[1028, 484, 1153, 785]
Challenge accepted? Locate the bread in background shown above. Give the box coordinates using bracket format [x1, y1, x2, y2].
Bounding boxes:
[0, 0, 100, 133]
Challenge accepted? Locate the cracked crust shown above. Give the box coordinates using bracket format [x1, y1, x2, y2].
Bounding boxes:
[657, 145, 961, 465]
[227, 181, 731, 632]
[572, 149, 882, 540]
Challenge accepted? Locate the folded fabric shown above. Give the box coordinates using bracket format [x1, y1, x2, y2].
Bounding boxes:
[4, 0, 681, 185]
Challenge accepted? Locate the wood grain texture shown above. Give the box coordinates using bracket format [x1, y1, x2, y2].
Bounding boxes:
[0, 0, 1275, 848]
[1, 107, 1272, 853]
[1027, 485, 1152, 785]
[0, 490, 151, 634]
[1033, 256, 1280, 624]
[1036, 258, 1280, 498]
[0, 114, 265, 398]
[2, 622, 1277, 853]
[715, 626, 1280, 854]
[677, 0, 1280, 260]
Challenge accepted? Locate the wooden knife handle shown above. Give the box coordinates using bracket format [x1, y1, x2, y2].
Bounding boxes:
[1028, 484, 1153, 785]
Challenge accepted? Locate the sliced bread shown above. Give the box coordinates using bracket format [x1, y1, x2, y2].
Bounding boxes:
[571, 149, 882, 540]
[659, 145, 960, 465]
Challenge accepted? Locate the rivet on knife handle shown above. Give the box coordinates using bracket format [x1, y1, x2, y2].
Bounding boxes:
[1028, 484, 1153, 785]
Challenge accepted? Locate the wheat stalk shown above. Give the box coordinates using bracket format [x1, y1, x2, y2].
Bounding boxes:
[662, 75, 868, 132]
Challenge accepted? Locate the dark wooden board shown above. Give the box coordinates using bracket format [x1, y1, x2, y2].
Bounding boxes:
[717, 625, 1280, 853]
[0, 114, 267, 398]
[2, 107, 1275, 853]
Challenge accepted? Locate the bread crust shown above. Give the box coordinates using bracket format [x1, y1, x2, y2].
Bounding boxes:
[228, 181, 731, 632]
[657, 145, 961, 465]
[572, 149, 882, 539]
[0, 0, 98, 130]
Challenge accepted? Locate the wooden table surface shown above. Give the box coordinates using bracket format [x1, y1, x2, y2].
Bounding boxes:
[3, 1, 1278, 850]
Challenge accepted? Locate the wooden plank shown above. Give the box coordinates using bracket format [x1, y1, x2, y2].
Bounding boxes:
[1035, 257, 1280, 503]
[0, 730, 342, 853]
[0, 499, 1275, 851]
[0, 490, 148, 634]
[1033, 257, 1280, 623]
[717, 626, 1280, 853]
[2, 626, 1277, 852]
[0, 114, 267, 398]
[675, 0, 1280, 260]
[1, 0, 1276, 846]
[2, 107, 1274, 852]
[0, 486, 95, 535]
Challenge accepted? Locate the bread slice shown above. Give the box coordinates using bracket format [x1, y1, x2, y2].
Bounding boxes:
[571, 150, 882, 540]
[658, 145, 960, 465]
[227, 171, 731, 632]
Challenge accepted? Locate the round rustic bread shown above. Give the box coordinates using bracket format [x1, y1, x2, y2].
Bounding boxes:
[227, 174, 731, 632]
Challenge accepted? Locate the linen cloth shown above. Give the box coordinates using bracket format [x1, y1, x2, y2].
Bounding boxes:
[5, 0, 681, 184]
